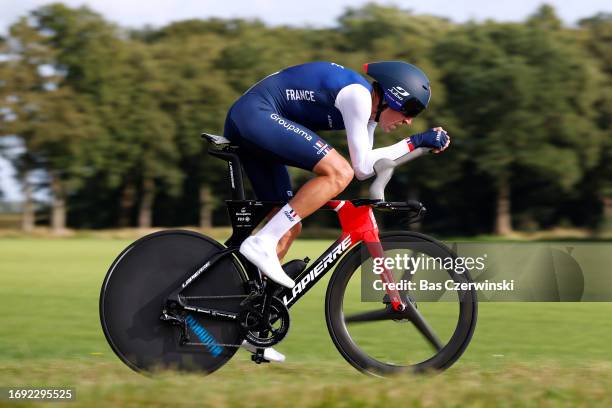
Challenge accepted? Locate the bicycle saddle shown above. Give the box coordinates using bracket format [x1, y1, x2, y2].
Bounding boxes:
[201, 133, 231, 146]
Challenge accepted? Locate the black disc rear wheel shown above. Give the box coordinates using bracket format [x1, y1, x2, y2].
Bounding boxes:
[100, 230, 247, 373]
[325, 232, 477, 375]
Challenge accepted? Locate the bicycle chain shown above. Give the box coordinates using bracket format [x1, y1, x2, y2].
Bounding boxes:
[171, 287, 277, 351]
[182, 341, 243, 348]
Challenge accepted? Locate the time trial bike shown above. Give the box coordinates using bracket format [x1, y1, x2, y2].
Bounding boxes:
[99, 132, 477, 376]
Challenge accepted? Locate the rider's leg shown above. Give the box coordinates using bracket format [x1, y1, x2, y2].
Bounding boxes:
[289, 150, 354, 217]
[245, 151, 353, 287]
[261, 207, 303, 261]
[231, 107, 352, 287]
[277, 222, 302, 260]
[273, 151, 353, 258]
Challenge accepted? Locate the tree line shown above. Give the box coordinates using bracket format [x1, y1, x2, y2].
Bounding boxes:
[0, 3, 610, 235]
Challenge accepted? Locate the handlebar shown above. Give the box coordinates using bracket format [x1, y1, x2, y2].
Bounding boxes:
[369, 147, 431, 200]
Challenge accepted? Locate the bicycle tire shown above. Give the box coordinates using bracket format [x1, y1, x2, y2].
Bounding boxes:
[325, 231, 477, 375]
[100, 229, 247, 374]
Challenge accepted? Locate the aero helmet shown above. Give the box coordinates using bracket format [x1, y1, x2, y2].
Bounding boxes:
[363, 61, 431, 117]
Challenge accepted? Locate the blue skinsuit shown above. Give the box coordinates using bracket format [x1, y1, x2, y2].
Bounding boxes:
[224, 62, 372, 201]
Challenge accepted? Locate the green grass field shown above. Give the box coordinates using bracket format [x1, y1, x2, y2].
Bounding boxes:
[1, 237, 612, 407]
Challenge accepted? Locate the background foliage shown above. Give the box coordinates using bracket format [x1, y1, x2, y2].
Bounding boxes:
[0, 3, 610, 235]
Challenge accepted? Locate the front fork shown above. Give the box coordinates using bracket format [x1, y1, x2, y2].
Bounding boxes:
[331, 200, 406, 312]
[363, 231, 406, 312]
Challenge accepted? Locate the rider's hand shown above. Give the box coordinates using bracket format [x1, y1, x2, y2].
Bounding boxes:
[431, 127, 451, 154]
[409, 127, 451, 154]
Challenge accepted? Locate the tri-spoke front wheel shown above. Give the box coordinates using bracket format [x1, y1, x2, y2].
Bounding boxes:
[325, 232, 477, 375]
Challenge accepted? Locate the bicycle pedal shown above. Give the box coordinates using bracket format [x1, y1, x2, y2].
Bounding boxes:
[251, 348, 270, 364]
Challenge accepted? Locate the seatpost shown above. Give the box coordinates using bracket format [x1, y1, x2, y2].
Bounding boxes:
[208, 148, 246, 200]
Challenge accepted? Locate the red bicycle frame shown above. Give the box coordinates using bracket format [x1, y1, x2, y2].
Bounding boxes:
[277, 200, 406, 311]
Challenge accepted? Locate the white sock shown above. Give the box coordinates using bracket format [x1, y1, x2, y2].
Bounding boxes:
[256, 204, 301, 245]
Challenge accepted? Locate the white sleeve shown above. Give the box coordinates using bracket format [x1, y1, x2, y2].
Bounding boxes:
[335, 84, 411, 180]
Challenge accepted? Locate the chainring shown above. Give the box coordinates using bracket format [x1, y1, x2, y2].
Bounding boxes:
[240, 296, 290, 348]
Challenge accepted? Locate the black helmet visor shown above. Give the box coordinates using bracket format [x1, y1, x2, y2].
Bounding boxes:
[400, 97, 426, 118]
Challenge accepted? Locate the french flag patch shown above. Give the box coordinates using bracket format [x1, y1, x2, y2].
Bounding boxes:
[406, 138, 415, 152]
[284, 208, 297, 221]
[314, 140, 331, 155]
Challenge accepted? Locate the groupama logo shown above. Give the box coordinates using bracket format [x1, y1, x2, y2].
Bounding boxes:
[270, 113, 312, 141]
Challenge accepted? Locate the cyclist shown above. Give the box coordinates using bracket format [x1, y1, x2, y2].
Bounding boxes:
[224, 62, 450, 361]
[226, 61, 449, 284]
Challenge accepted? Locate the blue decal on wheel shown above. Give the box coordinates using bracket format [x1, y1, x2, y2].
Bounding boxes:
[184, 315, 223, 357]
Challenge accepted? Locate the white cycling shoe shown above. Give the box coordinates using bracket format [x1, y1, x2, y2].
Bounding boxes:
[239, 236, 295, 288]
[241, 341, 286, 363]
